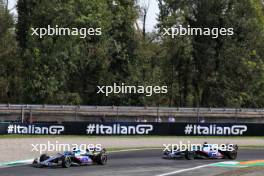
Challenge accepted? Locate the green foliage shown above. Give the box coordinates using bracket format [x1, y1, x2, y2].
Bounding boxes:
[16, 0, 140, 105]
[0, 0, 263, 107]
[0, 0, 22, 103]
[157, 0, 264, 108]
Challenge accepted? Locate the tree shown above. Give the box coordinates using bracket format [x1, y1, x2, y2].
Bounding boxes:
[0, 0, 22, 103]
[16, 0, 141, 105]
[157, 0, 264, 107]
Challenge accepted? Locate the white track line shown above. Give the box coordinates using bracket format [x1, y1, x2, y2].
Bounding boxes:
[156, 162, 221, 176]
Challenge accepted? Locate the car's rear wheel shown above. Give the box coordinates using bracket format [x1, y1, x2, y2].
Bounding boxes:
[185, 151, 195, 160]
[94, 154, 107, 165]
[226, 151, 237, 160]
[62, 156, 72, 168]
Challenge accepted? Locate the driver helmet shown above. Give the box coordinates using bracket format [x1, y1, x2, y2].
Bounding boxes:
[72, 148, 81, 154]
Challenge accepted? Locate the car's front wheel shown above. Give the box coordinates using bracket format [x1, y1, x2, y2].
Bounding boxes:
[62, 156, 72, 168]
[39, 154, 49, 162]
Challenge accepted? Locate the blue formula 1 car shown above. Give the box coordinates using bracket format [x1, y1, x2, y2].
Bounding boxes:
[163, 143, 238, 160]
[32, 148, 107, 168]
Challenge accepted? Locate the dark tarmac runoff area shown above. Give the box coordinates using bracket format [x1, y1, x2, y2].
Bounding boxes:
[1, 149, 264, 176]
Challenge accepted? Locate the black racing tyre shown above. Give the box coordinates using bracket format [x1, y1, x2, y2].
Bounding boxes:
[32, 159, 41, 168]
[94, 154, 107, 165]
[39, 154, 50, 162]
[185, 151, 195, 160]
[62, 156, 72, 168]
[226, 151, 237, 160]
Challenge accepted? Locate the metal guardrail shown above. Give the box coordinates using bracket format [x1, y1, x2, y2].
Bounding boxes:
[0, 104, 264, 113]
[0, 104, 264, 123]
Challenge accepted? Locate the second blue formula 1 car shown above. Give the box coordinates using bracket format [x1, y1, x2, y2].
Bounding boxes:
[163, 143, 238, 160]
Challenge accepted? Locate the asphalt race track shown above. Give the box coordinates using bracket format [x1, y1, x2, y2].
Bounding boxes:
[1, 149, 264, 176]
